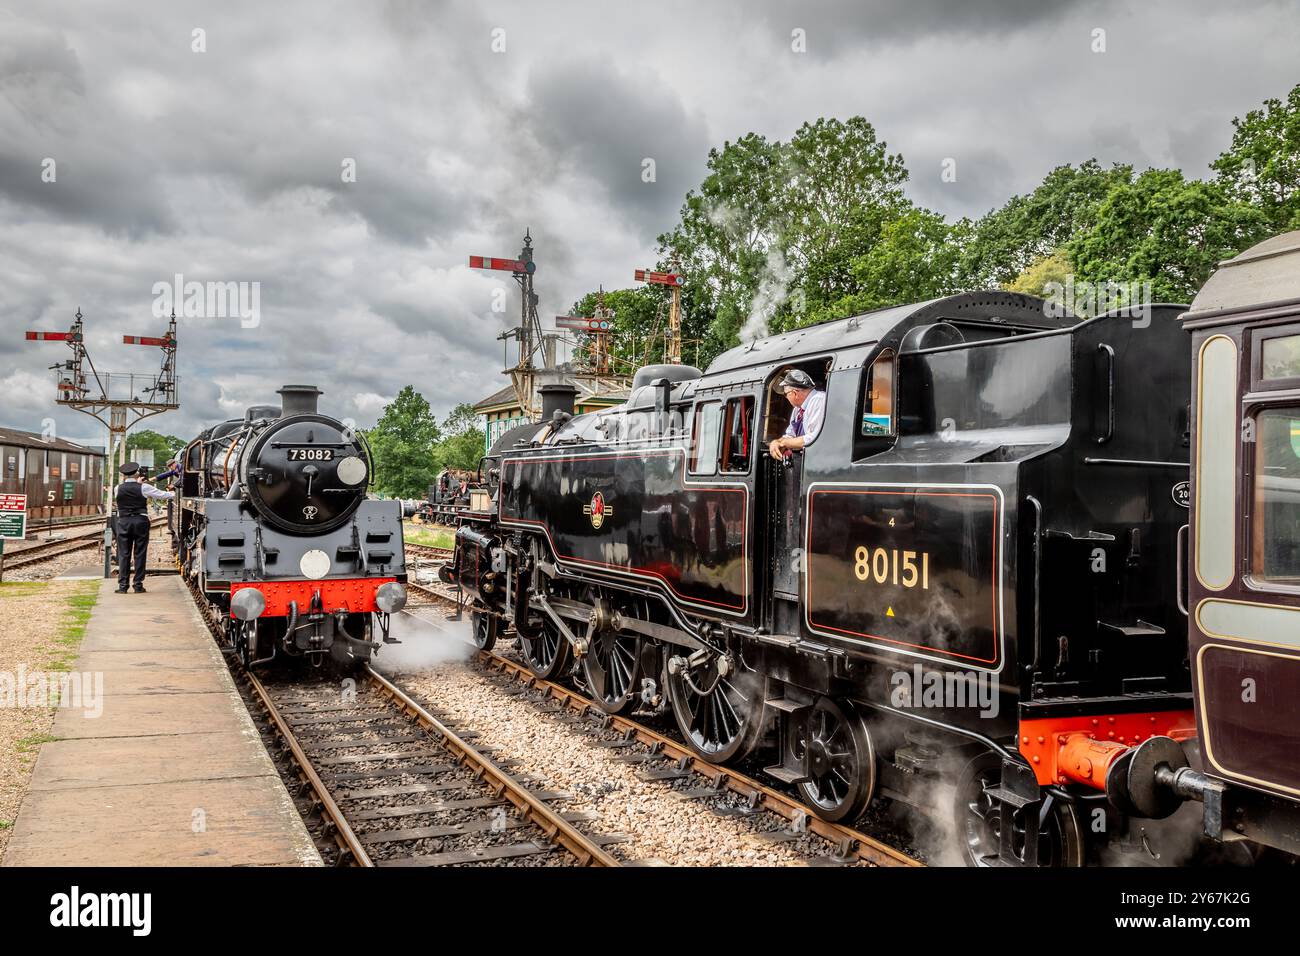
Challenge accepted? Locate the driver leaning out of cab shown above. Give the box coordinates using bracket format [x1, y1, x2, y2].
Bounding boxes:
[768, 368, 826, 461]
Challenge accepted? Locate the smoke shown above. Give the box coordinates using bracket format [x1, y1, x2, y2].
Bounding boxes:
[740, 246, 794, 344]
[371, 610, 474, 674]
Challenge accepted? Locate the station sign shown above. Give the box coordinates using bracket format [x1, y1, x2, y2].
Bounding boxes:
[0, 493, 27, 540]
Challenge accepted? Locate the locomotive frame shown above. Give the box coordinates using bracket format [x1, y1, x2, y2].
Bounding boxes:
[444, 233, 1300, 866]
[175, 385, 408, 671]
[447, 289, 1205, 865]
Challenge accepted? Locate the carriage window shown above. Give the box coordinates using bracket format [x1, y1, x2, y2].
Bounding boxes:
[720, 396, 754, 473]
[861, 349, 895, 436]
[1262, 334, 1300, 381]
[689, 401, 723, 475]
[1252, 407, 1300, 583]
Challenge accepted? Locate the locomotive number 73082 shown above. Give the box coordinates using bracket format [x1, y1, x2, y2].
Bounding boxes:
[287, 448, 334, 461]
[853, 545, 930, 589]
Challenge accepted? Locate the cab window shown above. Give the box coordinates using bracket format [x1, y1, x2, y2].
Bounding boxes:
[1252, 406, 1300, 583]
[862, 349, 895, 436]
[689, 402, 723, 475]
[719, 397, 754, 473]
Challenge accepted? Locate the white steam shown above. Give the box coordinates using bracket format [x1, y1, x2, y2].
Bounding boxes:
[740, 246, 794, 344]
[371, 610, 474, 675]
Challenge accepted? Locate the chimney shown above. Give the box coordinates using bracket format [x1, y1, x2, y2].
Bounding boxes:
[278, 385, 322, 417]
[539, 382, 577, 422]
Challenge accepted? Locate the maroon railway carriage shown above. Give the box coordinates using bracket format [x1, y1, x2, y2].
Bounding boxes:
[0, 427, 105, 522]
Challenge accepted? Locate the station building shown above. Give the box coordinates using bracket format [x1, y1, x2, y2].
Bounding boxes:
[0, 426, 107, 519]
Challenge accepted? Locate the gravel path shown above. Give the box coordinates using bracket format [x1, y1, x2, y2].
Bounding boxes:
[0, 579, 100, 860]
[398, 659, 810, 866]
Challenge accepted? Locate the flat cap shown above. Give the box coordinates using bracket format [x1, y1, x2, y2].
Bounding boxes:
[777, 368, 815, 391]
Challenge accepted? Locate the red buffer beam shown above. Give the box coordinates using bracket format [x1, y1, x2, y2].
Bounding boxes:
[634, 269, 684, 287]
[469, 255, 535, 274]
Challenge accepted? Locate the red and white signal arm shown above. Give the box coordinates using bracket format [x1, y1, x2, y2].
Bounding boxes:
[555, 316, 613, 332]
[634, 269, 685, 287]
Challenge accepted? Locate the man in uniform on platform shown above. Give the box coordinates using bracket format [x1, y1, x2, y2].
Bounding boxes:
[114, 461, 173, 594]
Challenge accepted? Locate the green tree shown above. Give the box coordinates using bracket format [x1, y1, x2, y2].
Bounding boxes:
[780, 116, 911, 322]
[1212, 82, 1300, 233]
[1068, 168, 1266, 302]
[958, 160, 1134, 289]
[431, 402, 487, 472]
[125, 428, 186, 467]
[656, 117, 927, 361]
[809, 207, 967, 321]
[364, 386, 440, 498]
[1003, 249, 1072, 298]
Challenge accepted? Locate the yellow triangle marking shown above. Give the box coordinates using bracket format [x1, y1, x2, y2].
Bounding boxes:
[885, 607, 895, 617]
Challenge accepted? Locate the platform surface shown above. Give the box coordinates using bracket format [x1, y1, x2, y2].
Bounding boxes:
[1, 575, 321, 866]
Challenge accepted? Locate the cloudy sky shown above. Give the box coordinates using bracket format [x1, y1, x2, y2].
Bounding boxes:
[1, 0, 1297, 447]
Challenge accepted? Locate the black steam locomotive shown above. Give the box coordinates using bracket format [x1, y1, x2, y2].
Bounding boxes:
[444, 234, 1300, 866]
[176, 385, 407, 669]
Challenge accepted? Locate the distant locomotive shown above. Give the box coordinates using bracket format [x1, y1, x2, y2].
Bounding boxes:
[176, 385, 407, 669]
[443, 236, 1300, 866]
[413, 468, 489, 525]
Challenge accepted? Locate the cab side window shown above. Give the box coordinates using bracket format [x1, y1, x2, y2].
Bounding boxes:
[719, 396, 754, 473]
[689, 401, 723, 475]
[862, 349, 896, 437]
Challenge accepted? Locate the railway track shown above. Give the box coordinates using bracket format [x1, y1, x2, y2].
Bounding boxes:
[404, 579, 921, 867]
[183, 572, 622, 867]
[241, 665, 623, 867]
[405, 543, 453, 561]
[1, 516, 165, 570]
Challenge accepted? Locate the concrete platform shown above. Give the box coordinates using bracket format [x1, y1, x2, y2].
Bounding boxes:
[1, 575, 321, 866]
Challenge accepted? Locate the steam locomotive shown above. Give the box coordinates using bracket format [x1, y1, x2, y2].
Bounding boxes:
[176, 385, 408, 669]
[443, 231, 1300, 866]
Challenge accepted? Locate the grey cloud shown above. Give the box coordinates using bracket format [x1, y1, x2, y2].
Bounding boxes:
[1, 0, 1298, 443]
[518, 58, 710, 236]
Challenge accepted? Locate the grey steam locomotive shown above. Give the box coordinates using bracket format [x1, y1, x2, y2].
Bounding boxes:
[176, 385, 407, 669]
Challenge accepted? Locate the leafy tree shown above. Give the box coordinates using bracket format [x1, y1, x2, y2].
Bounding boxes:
[125, 429, 186, 468]
[364, 386, 440, 498]
[1003, 249, 1072, 298]
[1068, 168, 1266, 302]
[958, 160, 1134, 289]
[656, 118, 928, 360]
[810, 207, 968, 321]
[780, 117, 911, 321]
[657, 132, 785, 363]
[1212, 82, 1300, 233]
[431, 402, 487, 473]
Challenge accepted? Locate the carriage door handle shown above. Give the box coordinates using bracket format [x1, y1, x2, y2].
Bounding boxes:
[1176, 523, 1189, 617]
[1097, 343, 1115, 445]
